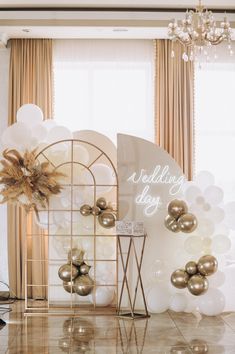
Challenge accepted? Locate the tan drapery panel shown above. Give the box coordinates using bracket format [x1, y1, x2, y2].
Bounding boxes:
[8, 39, 53, 299]
[155, 39, 194, 180]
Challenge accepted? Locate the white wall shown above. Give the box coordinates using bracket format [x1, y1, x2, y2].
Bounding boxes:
[0, 47, 9, 285]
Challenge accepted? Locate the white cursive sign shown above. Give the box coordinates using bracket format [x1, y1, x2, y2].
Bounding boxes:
[127, 165, 185, 217]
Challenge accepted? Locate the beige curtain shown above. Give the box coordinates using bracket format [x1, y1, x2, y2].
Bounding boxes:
[8, 39, 53, 299]
[155, 39, 194, 180]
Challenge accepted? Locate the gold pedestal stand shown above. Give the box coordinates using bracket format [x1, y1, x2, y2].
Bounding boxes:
[117, 234, 150, 320]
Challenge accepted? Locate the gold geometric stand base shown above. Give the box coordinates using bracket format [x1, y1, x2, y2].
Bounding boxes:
[117, 312, 150, 320]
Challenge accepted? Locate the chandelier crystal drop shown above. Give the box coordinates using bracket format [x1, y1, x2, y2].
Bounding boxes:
[168, 0, 233, 62]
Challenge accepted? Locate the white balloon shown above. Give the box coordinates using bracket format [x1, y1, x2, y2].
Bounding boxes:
[53, 211, 70, 228]
[204, 185, 224, 205]
[49, 195, 63, 210]
[189, 203, 205, 220]
[89, 287, 115, 307]
[9, 122, 31, 147]
[212, 235, 232, 254]
[198, 288, 225, 316]
[46, 144, 69, 167]
[215, 224, 230, 237]
[184, 185, 201, 203]
[73, 189, 85, 209]
[41, 119, 56, 131]
[209, 271, 225, 288]
[196, 218, 215, 237]
[72, 144, 90, 166]
[1, 126, 15, 147]
[32, 123, 48, 142]
[35, 211, 54, 229]
[206, 206, 225, 224]
[148, 259, 170, 282]
[90, 163, 116, 194]
[17, 104, 43, 128]
[89, 262, 116, 284]
[147, 284, 170, 313]
[224, 202, 235, 230]
[170, 293, 187, 312]
[202, 237, 212, 253]
[46, 126, 72, 143]
[184, 236, 204, 255]
[195, 171, 215, 191]
[97, 238, 116, 259]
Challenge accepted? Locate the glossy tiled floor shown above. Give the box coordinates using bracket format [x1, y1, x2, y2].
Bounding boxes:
[1, 302, 235, 353]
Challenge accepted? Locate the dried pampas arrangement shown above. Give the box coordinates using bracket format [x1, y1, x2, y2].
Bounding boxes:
[0, 149, 64, 213]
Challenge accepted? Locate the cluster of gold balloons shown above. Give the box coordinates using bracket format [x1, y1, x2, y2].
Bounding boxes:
[80, 197, 116, 229]
[165, 199, 198, 233]
[58, 248, 94, 296]
[59, 318, 94, 353]
[171, 255, 218, 296]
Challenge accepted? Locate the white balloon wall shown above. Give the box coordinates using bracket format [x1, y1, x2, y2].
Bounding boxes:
[1, 104, 117, 306]
[118, 134, 235, 316]
[2, 106, 235, 315]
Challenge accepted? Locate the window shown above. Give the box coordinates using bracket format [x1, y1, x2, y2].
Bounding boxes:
[54, 40, 155, 144]
[195, 55, 235, 201]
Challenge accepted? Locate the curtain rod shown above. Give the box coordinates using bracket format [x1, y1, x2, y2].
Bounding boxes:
[0, 7, 234, 13]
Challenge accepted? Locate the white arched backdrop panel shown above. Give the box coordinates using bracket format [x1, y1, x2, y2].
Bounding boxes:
[117, 134, 235, 312]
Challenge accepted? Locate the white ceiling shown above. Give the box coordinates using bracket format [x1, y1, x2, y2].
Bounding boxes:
[0, 1, 235, 43]
[0, 0, 235, 9]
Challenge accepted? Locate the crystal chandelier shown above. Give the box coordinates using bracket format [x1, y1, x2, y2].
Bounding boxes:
[168, 0, 233, 62]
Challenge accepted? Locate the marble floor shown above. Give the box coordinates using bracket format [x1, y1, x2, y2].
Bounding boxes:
[1, 302, 235, 353]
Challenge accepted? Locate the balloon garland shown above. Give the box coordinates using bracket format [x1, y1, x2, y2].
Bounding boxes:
[58, 247, 94, 296]
[80, 197, 116, 229]
[171, 255, 218, 296]
[165, 199, 198, 233]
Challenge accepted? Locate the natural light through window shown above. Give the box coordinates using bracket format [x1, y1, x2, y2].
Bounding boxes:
[53, 40, 154, 144]
[195, 62, 235, 201]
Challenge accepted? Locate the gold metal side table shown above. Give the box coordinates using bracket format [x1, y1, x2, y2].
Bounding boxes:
[117, 233, 150, 320]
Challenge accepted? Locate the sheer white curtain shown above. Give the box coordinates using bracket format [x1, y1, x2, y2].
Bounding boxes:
[195, 47, 235, 201]
[53, 39, 155, 143]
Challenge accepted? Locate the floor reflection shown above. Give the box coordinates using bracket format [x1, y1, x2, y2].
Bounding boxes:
[57, 317, 149, 354]
[58, 318, 95, 353]
[2, 302, 235, 354]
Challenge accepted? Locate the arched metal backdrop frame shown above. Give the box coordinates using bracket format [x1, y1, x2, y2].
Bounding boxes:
[25, 139, 118, 315]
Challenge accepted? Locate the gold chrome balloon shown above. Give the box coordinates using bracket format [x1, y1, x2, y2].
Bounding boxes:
[73, 319, 94, 341]
[80, 204, 92, 216]
[74, 275, 94, 296]
[185, 261, 198, 275]
[63, 280, 76, 293]
[58, 337, 71, 352]
[58, 264, 79, 281]
[68, 248, 85, 266]
[171, 269, 189, 289]
[190, 339, 209, 353]
[187, 274, 208, 296]
[96, 197, 107, 210]
[63, 318, 94, 339]
[91, 206, 101, 216]
[98, 212, 116, 228]
[79, 263, 91, 275]
[177, 213, 198, 233]
[164, 215, 180, 233]
[197, 255, 218, 276]
[168, 199, 188, 219]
